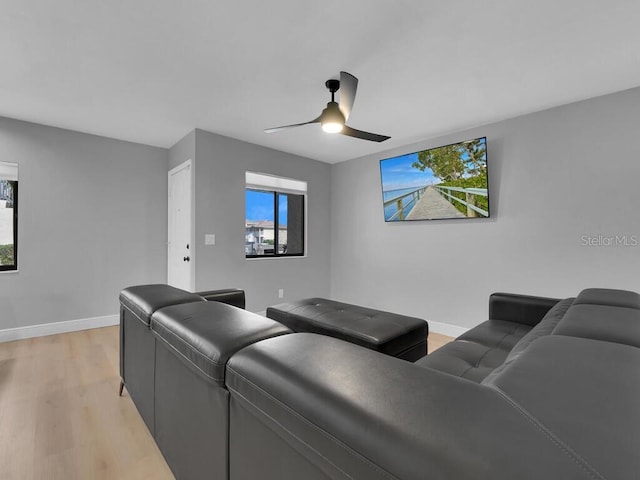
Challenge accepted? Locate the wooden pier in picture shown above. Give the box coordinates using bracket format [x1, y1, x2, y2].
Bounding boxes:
[383, 185, 488, 221]
[406, 186, 463, 219]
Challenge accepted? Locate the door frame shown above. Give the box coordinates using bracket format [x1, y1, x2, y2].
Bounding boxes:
[167, 159, 195, 291]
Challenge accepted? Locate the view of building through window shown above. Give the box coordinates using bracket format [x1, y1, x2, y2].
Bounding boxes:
[0, 161, 18, 271]
[245, 172, 306, 258]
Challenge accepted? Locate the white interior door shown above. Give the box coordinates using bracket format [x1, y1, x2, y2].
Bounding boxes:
[168, 160, 193, 291]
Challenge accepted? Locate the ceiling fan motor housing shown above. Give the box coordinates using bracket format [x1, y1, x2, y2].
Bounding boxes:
[325, 79, 340, 93]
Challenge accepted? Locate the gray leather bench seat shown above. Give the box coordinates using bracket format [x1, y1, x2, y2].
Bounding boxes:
[150, 300, 291, 480]
[266, 297, 428, 361]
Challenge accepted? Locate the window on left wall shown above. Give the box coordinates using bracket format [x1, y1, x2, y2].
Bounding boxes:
[0, 162, 18, 271]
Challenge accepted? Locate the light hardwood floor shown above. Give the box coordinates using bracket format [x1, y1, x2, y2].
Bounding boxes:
[0, 326, 453, 479]
[427, 332, 453, 354]
[0, 326, 174, 480]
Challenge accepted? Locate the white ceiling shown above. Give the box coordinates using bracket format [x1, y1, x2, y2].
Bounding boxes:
[2, 0, 640, 164]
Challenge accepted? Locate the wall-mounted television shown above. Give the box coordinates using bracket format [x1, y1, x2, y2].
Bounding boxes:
[380, 136, 489, 222]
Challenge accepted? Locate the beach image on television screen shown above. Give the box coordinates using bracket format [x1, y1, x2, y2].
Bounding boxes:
[379, 137, 489, 222]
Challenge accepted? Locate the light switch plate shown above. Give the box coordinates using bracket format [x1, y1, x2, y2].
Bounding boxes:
[205, 234, 216, 245]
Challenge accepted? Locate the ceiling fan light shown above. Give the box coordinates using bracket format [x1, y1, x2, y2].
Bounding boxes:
[322, 121, 343, 133]
[320, 101, 345, 134]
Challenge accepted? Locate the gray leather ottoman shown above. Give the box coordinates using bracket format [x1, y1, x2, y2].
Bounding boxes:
[266, 298, 428, 361]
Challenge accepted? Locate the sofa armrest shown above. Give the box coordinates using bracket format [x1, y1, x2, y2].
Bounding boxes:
[196, 288, 245, 309]
[489, 292, 560, 327]
[226, 333, 591, 480]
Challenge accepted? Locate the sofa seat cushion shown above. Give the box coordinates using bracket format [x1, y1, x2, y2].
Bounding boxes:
[415, 320, 532, 382]
[120, 284, 204, 326]
[458, 319, 532, 349]
[266, 298, 428, 361]
[414, 340, 508, 382]
[553, 288, 640, 348]
[151, 301, 291, 386]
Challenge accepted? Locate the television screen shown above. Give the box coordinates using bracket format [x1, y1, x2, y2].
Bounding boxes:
[380, 137, 489, 222]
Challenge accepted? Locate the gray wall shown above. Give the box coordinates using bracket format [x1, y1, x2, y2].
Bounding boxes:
[169, 129, 195, 170]
[192, 129, 331, 312]
[330, 87, 640, 331]
[0, 117, 168, 329]
[5, 85, 638, 332]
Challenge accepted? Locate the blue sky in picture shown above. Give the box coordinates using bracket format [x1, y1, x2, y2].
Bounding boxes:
[245, 190, 288, 225]
[380, 152, 437, 193]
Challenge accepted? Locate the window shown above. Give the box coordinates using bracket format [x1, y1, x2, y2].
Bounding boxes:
[0, 162, 18, 271]
[245, 172, 306, 258]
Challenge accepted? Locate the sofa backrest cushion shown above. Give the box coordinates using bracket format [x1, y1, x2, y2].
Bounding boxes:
[488, 292, 561, 327]
[485, 335, 640, 480]
[552, 288, 640, 348]
[151, 301, 291, 386]
[120, 284, 205, 326]
[481, 297, 575, 385]
[571, 287, 640, 309]
[504, 297, 574, 359]
[197, 288, 246, 309]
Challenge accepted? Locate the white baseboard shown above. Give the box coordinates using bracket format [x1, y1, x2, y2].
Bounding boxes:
[0, 314, 119, 343]
[428, 320, 468, 338]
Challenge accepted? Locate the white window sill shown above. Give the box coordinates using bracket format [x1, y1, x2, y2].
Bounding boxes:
[245, 256, 307, 261]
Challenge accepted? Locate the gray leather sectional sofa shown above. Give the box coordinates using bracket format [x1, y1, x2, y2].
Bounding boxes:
[119, 285, 640, 480]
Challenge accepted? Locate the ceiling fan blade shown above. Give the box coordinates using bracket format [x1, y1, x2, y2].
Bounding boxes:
[264, 117, 320, 134]
[341, 125, 390, 142]
[339, 71, 358, 121]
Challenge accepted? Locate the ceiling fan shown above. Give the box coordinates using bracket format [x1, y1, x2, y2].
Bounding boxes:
[264, 71, 390, 142]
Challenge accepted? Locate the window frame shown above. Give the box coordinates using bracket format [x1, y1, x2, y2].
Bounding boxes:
[245, 172, 307, 260]
[0, 179, 18, 272]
